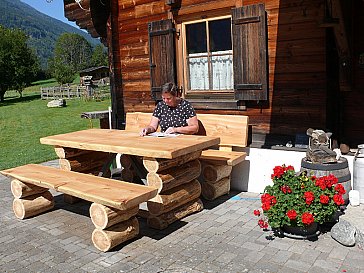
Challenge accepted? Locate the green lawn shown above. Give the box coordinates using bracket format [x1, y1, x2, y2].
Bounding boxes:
[0, 84, 111, 170]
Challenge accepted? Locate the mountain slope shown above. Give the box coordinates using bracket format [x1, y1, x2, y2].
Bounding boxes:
[0, 0, 100, 68]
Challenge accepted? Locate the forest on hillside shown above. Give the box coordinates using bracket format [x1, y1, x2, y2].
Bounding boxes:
[0, 0, 100, 68]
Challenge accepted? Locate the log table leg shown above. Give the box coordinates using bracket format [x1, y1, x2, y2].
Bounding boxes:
[143, 151, 204, 229]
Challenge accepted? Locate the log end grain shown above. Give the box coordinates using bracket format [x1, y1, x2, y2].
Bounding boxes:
[11, 179, 47, 199]
[90, 203, 139, 229]
[91, 217, 139, 252]
[13, 191, 54, 219]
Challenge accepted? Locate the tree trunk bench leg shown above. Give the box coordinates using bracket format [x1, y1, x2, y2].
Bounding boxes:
[90, 203, 140, 252]
[199, 162, 233, 200]
[92, 216, 139, 252]
[13, 191, 54, 219]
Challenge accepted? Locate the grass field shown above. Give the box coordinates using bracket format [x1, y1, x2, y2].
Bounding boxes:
[0, 82, 111, 170]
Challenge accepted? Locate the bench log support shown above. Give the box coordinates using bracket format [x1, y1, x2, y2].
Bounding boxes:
[0, 164, 158, 252]
[13, 190, 54, 220]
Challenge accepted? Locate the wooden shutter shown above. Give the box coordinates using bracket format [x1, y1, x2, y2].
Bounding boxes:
[232, 4, 268, 101]
[148, 19, 176, 101]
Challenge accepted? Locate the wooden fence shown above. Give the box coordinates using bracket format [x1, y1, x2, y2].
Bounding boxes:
[40, 86, 86, 100]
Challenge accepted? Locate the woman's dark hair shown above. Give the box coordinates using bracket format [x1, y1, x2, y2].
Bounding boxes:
[161, 82, 178, 96]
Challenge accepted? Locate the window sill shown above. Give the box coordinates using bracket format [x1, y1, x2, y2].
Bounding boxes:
[188, 99, 246, 110]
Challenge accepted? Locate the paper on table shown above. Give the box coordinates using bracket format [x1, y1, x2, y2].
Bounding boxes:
[146, 132, 179, 137]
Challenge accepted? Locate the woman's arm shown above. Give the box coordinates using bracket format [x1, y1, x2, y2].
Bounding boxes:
[164, 116, 199, 135]
[140, 116, 159, 136]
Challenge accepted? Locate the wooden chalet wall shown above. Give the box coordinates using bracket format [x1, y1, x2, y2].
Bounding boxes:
[114, 0, 329, 140]
[341, 0, 364, 147]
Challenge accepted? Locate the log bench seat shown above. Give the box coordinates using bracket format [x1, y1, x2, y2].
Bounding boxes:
[125, 112, 248, 201]
[0, 164, 158, 252]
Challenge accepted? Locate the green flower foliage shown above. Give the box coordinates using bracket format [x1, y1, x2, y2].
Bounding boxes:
[256, 165, 345, 229]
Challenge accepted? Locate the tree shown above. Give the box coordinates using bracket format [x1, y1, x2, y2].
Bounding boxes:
[50, 33, 92, 84]
[91, 44, 108, 67]
[0, 26, 39, 102]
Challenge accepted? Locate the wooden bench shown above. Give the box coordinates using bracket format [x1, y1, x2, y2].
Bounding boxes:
[125, 112, 248, 200]
[0, 164, 158, 252]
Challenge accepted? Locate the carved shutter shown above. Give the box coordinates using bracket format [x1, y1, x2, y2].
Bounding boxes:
[232, 4, 268, 101]
[148, 19, 176, 101]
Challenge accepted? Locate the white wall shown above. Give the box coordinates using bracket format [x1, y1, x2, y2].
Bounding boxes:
[231, 147, 354, 194]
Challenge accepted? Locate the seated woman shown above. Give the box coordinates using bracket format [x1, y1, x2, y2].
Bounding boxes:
[140, 82, 199, 136]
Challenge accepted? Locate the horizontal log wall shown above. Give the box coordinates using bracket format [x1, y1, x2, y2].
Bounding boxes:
[116, 0, 327, 136]
[341, 0, 364, 147]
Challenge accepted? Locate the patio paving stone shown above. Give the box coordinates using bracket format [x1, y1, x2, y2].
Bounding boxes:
[0, 160, 363, 272]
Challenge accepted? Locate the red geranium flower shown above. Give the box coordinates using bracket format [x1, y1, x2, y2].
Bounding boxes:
[253, 210, 261, 216]
[301, 212, 315, 225]
[271, 166, 285, 179]
[320, 195, 330, 204]
[334, 184, 346, 195]
[262, 202, 271, 211]
[315, 177, 327, 190]
[325, 174, 338, 188]
[286, 209, 297, 220]
[304, 191, 315, 205]
[281, 185, 292, 194]
[258, 219, 268, 229]
[333, 194, 345, 205]
[261, 193, 271, 203]
[257, 165, 343, 230]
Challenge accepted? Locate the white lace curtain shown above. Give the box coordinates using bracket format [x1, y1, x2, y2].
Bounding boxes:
[188, 50, 233, 90]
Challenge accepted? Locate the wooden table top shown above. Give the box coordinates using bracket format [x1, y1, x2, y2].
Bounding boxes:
[40, 129, 220, 159]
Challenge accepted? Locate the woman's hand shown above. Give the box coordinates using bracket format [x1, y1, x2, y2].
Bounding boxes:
[140, 127, 149, 136]
[140, 116, 159, 136]
[165, 127, 177, 134]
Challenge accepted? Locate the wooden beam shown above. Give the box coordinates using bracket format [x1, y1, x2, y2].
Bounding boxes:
[330, 0, 352, 91]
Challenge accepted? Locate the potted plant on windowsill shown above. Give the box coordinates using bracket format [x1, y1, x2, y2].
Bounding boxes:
[254, 165, 346, 239]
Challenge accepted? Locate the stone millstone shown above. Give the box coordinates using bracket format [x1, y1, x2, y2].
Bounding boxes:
[331, 219, 356, 246]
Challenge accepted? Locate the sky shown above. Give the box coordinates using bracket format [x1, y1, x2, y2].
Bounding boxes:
[20, 0, 79, 28]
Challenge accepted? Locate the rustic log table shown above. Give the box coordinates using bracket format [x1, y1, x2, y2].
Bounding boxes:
[40, 129, 220, 229]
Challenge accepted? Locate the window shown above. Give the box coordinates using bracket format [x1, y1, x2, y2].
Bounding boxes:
[183, 17, 233, 93]
[148, 4, 268, 105]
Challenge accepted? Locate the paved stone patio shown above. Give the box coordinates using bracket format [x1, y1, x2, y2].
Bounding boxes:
[0, 162, 363, 273]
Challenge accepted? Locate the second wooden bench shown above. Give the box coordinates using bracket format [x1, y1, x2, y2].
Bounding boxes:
[125, 112, 248, 200]
[0, 164, 158, 252]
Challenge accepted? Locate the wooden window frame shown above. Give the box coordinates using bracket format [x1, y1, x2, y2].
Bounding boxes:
[177, 15, 234, 98]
